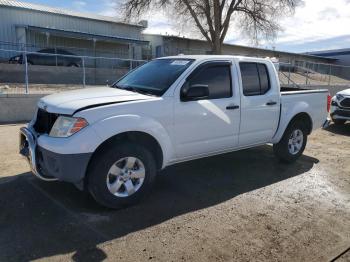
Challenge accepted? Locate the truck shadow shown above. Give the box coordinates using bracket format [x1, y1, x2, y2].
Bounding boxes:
[324, 122, 350, 136]
[0, 145, 319, 261]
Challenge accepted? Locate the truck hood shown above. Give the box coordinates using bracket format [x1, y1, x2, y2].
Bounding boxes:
[338, 88, 350, 96]
[38, 87, 152, 115]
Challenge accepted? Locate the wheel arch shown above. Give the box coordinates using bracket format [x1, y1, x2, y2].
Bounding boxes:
[288, 112, 313, 134]
[87, 131, 164, 172]
[272, 111, 313, 143]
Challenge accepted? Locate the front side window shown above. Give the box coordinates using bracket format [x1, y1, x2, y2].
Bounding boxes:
[187, 64, 232, 99]
[115, 58, 194, 96]
[240, 62, 270, 96]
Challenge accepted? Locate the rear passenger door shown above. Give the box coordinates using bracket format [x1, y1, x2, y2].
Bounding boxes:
[173, 61, 240, 159]
[238, 61, 280, 146]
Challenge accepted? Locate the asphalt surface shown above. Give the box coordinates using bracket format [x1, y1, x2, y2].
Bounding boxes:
[0, 124, 349, 261]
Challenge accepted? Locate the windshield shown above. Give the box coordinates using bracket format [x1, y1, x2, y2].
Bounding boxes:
[114, 58, 194, 96]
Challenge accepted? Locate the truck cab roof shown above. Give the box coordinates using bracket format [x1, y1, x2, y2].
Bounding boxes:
[157, 55, 272, 63]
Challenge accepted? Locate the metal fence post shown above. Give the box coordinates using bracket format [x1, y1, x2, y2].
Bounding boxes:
[129, 60, 132, 71]
[82, 57, 86, 88]
[305, 62, 308, 85]
[288, 62, 291, 85]
[24, 49, 29, 94]
[55, 47, 58, 67]
[305, 68, 309, 85]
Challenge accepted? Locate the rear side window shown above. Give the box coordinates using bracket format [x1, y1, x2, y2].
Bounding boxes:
[188, 65, 232, 99]
[240, 62, 270, 96]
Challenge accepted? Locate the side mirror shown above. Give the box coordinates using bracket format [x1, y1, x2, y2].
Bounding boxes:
[181, 83, 209, 101]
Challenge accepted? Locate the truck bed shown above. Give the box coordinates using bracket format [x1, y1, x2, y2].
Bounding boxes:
[277, 86, 329, 141]
[280, 86, 329, 95]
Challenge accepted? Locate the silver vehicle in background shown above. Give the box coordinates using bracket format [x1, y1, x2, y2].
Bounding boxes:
[330, 89, 350, 125]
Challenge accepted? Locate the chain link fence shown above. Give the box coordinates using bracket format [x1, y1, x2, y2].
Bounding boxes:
[1, 43, 350, 95]
[0, 43, 146, 95]
[160, 46, 350, 89]
[278, 61, 350, 88]
[0, 41, 130, 61]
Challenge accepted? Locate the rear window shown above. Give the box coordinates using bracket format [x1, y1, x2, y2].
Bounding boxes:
[240, 62, 271, 96]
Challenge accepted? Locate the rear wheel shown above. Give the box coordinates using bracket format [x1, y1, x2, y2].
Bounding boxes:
[87, 142, 157, 209]
[273, 121, 307, 163]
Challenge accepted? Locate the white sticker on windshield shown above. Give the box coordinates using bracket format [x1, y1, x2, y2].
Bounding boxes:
[171, 60, 190, 66]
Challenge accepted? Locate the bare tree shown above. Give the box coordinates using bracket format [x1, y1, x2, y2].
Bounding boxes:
[119, 0, 302, 54]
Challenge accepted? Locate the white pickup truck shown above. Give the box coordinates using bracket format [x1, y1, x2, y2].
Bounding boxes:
[20, 55, 330, 209]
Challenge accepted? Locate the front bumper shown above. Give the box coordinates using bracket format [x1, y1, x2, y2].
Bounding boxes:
[19, 127, 92, 185]
[19, 127, 58, 181]
[330, 105, 350, 121]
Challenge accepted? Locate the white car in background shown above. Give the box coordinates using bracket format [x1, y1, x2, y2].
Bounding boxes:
[330, 89, 350, 125]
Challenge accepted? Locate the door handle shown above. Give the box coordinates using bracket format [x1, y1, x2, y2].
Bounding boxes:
[266, 101, 277, 106]
[226, 105, 239, 110]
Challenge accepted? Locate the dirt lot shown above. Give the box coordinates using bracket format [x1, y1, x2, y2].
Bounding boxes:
[0, 124, 349, 261]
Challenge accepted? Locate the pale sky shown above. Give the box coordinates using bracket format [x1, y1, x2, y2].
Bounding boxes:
[24, 0, 350, 53]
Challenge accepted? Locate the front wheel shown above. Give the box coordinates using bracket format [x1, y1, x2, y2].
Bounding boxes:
[273, 121, 307, 163]
[68, 63, 79, 67]
[87, 142, 157, 209]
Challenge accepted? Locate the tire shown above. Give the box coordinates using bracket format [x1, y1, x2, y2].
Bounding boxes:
[332, 118, 346, 125]
[273, 120, 307, 163]
[87, 142, 157, 209]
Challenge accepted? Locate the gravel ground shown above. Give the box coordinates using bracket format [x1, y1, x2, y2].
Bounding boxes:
[0, 123, 349, 261]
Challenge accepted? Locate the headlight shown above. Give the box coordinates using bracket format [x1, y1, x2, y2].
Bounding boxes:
[336, 94, 344, 101]
[49, 116, 88, 137]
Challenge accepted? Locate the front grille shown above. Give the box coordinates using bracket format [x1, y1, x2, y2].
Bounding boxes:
[340, 98, 350, 108]
[33, 108, 58, 134]
[332, 109, 350, 118]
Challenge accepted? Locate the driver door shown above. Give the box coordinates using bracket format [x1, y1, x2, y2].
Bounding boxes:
[173, 61, 240, 159]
